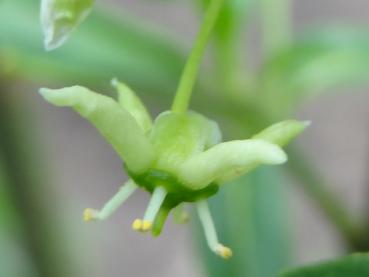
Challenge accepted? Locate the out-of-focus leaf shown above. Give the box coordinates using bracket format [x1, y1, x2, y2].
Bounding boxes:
[278, 254, 369, 277]
[0, 159, 39, 277]
[0, 159, 18, 229]
[194, 167, 291, 277]
[0, 0, 185, 95]
[0, 87, 85, 277]
[260, 27, 369, 114]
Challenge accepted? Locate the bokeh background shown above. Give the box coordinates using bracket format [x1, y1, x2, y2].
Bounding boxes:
[1, 0, 369, 276]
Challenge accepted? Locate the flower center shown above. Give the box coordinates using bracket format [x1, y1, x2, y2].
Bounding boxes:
[128, 168, 219, 209]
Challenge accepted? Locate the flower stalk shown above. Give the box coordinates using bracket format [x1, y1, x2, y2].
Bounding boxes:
[171, 0, 224, 113]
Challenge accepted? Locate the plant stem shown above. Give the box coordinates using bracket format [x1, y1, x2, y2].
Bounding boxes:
[171, 0, 224, 113]
[213, 32, 244, 98]
[260, 0, 292, 60]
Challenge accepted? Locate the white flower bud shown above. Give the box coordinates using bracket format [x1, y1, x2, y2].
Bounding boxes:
[40, 0, 94, 50]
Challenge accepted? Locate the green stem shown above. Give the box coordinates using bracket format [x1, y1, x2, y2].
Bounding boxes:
[260, 0, 292, 60]
[171, 0, 224, 113]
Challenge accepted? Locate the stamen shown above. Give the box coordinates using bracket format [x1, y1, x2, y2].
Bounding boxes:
[83, 179, 137, 222]
[142, 220, 153, 231]
[196, 200, 233, 259]
[215, 244, 233, 259]
[131, 219, 152, 232]
[143, 187, 167, 222]
[132, 186, 167, 232]
[132, 219, 143, 231]
[83, 208, 98, 222]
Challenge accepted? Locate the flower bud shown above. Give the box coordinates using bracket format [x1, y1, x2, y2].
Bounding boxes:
[40, 0, 94, 50]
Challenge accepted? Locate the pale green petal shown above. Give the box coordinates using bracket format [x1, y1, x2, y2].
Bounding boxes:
[149, 111, 222, 174]
[111, 79, 153, 132]
[178, 139, 287, 189]
[41, 0, 94, 50]
[252, 120, 310, 147]
[39, 86, 155, 173]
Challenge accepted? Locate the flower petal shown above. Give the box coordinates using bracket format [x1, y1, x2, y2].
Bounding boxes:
[40, 0, 94, 50]
[149, 111, 222, 174]
[178, 139, 287, 189]
[39, 86, 155, 173]
[111, 79, 153, 132]
[252, 120, 310, 146]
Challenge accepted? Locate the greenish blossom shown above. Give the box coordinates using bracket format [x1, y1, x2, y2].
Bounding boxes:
[39, 81, 307, 258]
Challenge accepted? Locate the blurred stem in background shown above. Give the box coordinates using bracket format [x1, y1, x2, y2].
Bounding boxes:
[0, 77, 80, 277]
[260, 0, 292, 60]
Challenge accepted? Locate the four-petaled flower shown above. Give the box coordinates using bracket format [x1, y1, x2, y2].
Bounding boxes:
[39, 80, 308, 259]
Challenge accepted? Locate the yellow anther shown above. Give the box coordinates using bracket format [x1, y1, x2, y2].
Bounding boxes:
[83, 208, 98, 222]
[132, 219, 143, 231]
[142, 220, 152, 232]
[216, 245, 233, 259]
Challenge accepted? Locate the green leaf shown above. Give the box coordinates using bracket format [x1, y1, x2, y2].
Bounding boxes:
[279, 254, 369, 277]
[260, 27, 369, 114]
[0, 157, 39, 277]
[39, 86, 156, 173]
[193, 167, 292, 277]
[0, 0, 185, 95]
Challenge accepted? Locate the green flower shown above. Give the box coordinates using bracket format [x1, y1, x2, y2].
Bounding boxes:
[39, 80, 308, 259]
[40, 0, 94, 50]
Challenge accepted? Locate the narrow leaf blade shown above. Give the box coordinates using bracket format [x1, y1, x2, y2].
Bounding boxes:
[279, 254, 369, 277]
[260, 27, 369, 113]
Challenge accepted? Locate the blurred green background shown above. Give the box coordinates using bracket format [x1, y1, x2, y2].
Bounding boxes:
[1, 0, 369, 276]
